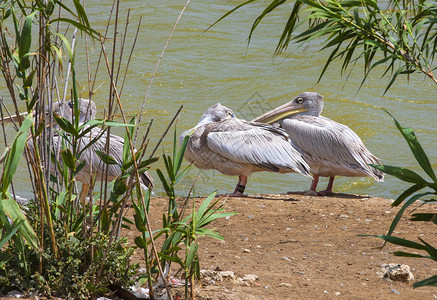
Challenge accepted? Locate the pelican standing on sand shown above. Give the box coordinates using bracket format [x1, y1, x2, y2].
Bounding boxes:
[181, 103, 311, 197]
[252, 92, 383, 195]
[1, 99, 154, 202]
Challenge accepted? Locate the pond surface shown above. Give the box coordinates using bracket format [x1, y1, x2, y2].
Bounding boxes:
[2, 1, 436, 200]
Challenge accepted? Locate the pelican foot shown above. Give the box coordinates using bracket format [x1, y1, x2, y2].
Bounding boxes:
[317, 190, 333, 196]
[303, 190, 318, 196]
[217, 191, 247, 197]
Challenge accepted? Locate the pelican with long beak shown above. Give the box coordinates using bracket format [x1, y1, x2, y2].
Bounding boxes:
[181, 103, 311, 197]
[252, 92, 383, 195]
[1, 99, 154, 202]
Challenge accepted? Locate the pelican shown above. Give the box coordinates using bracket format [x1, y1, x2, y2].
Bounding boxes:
[1, 99, 154, 202]
[252, 92, 383, 195]
[181, 103, 311, 197]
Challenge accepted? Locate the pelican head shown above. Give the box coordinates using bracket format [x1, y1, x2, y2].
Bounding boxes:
[54, 99, 97, 123]
[252, 92, 324, 124]
[197, 103, 236, 126]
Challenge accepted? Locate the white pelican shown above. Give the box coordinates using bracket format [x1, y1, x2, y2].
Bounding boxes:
[181, 103, 311, 197]
[1, 99, 154, 202]
[252, 92, 383, 195]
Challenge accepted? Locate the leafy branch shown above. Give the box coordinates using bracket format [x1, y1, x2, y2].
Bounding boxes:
[212, 0, 437, 92]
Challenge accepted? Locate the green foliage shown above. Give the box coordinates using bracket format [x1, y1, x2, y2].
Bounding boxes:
[215, 0, 437, 91]
[0, 211, 137, 298]
[132, 130, 235, 298]
[361, 112, 437, 288]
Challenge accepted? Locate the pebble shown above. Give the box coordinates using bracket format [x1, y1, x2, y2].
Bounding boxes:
[248, 214, 254, 218]
[391, 288, 400, 295]
[243, 248, 251, 253]
[281, 256, 292, 262]
[335, 291, 341, 296]
[279, 283, 292, 287]
[339, 214, 349, 218]
[243, 274, 258, 282]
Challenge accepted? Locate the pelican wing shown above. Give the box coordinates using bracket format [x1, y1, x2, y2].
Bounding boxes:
[205, 120, 310, 176]
[283, 116, 383, 179]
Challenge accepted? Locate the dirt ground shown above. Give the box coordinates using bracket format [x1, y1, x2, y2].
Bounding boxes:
[122, 192, 437, 300]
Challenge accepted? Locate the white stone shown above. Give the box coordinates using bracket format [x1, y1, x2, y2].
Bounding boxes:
[380, 263, 414, 282]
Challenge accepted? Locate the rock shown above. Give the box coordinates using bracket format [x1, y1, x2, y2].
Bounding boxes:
[220, 271, 236, 280]
[243, 248, 251, 253]
[279, 283, 292, 287]
[380, 263, 414, 282]
[6, 290, 24, 298]
[242, 274, 258, 283]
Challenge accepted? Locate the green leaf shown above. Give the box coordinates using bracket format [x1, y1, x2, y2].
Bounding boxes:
[410, 213, 437, 223]
[360, 234, 427, 250]
[185, 243, 199, 268]
[386, 192, 433, 237]
[18, 11, 37, 71]
[123, 117, 136, 163]
[53, 113, 78, 136]
[134, 236, 147, 249]
[60, 148, 75, 169]
[175, 165, 191, 185]
[393, 251, 429, 258]
[0, 113, 33, 194]
[0, 194, 38, 249]
[95, 150, 118, 165]
[371, 164, 428, 184]
[391, 183, 425, 207]
[414, 275, 437, 288]
[50, 18, 99, 40]
[0, 219, 23, 248]
[174, 131, 190, 174]
[384, 111, 437, 183]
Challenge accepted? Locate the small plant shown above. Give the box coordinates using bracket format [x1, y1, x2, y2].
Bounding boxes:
[133, 130, 236, 299]
[361, 111, 437, 287]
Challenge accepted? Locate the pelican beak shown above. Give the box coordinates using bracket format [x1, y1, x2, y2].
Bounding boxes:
[252, 102, 306, 124]
[0, 111, 29, 123]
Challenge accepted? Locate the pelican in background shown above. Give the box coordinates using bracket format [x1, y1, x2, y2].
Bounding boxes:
[181, 103, 311, 197]
[1, 98, 154, 202]
[252, 92, 383, 195]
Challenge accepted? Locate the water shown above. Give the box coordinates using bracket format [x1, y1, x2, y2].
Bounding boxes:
[1, 1, 436, 200]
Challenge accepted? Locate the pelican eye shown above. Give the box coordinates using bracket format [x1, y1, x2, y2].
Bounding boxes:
[226, 110, 234, 117]
[68, 101, 73, 108]
[295, 97, 304, 104]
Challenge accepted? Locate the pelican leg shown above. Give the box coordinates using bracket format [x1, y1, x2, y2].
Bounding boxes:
[301, 174, 320, 196]
[219, 175, 248, 197]
[79, 183, 90, 206]
[310, 174, 319, 192]
[318, 176, 335, 196]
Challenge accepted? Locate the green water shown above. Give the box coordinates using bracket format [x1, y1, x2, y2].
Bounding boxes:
[2, 1, 436, 200]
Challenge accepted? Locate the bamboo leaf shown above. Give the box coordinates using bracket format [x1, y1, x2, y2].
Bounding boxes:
[18, 11, 36, 71]
[371, 164, 428, 184]
[0, 219, 23, 249]
[384, 111, 437, 183]
[53, 113, 78, 136]
[360, 234, 427, 250]
[386, 192, 433, 237]
[414, 275, 437, 287]
[0, 194, 39, 249]
[60, 148, 75, 169]
[95, 150, 118, 165]
[0, 113, 33, 194]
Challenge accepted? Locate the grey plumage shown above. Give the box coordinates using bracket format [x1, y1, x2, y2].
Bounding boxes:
[181, 103, 310, 196]
[3, 99, 153, 201]
[253, 92, 383, 195]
